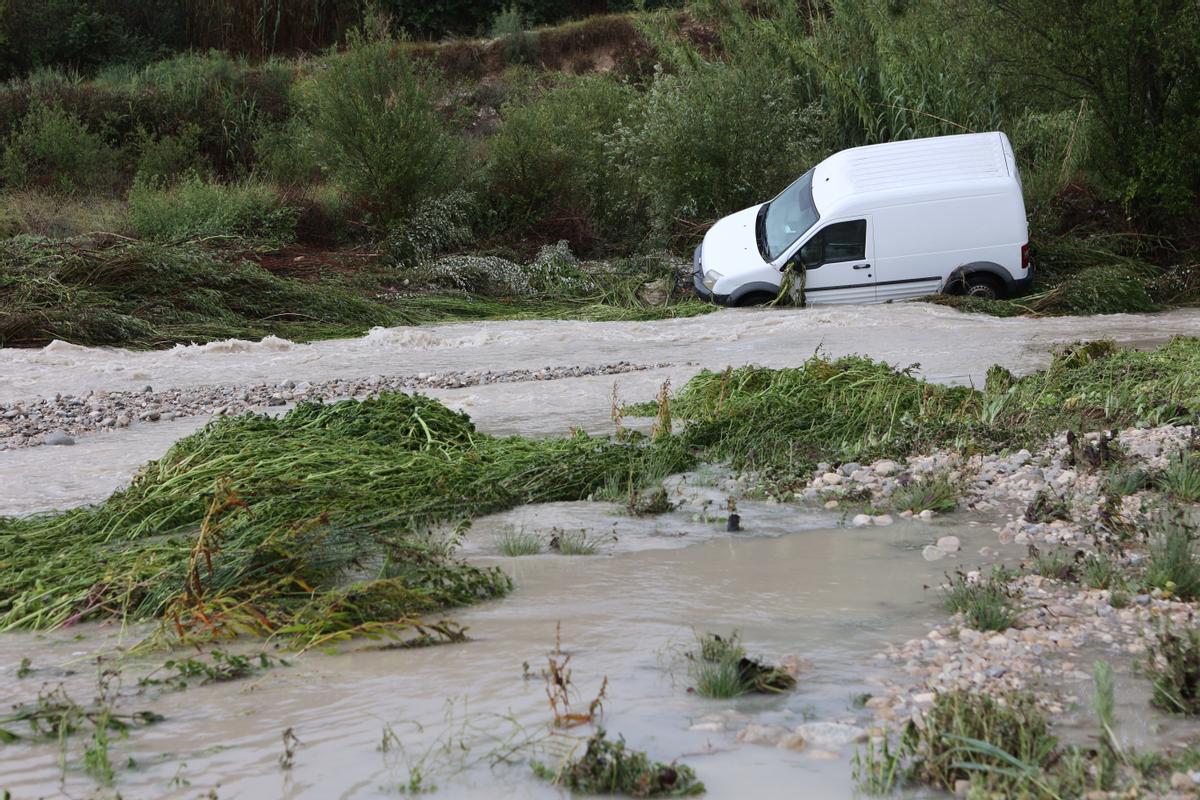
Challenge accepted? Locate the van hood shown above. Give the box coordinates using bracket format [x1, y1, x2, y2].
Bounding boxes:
[702, 204, 772, 276]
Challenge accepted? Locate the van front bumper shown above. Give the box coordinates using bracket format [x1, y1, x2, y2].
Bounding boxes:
[692, 245, 729, 304]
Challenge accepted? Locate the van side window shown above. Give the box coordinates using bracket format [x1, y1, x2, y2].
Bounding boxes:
[823, 220, 867, 262]
[796, 219, 867, 268]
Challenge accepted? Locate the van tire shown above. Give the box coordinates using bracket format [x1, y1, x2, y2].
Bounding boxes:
[734, 291, 777, 307]
[963, 273, 1003, 300]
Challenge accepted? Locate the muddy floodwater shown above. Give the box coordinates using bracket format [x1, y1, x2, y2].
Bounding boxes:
[5, 304, 1200, 797]
[5, 304, 1200, 516]
[1, 500, 1021, 799]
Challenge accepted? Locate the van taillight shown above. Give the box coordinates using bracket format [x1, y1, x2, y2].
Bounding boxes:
[1020, 243, 1030, 269]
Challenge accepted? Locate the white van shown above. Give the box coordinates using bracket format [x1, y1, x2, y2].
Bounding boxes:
[693, 131, 1032, 306]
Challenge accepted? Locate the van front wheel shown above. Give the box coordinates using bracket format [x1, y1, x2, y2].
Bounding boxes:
[733, 291, 778, 307]
[962, 273, 1004, 301]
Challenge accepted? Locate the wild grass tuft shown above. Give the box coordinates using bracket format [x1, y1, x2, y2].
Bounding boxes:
[496, 528, 545, 557]
[1082, 552, 1121, 589]
[1105, 466, 1153, 498]
[889, 474, 959, 514]
[550, 530, 598, 556]
[1160, 450, 1200, 502]
[1029, 546, 1079, 582]
[1145, 512, 1200, 601]
[941, 571, 1019, 632]
[1147, 623, 1200, 716]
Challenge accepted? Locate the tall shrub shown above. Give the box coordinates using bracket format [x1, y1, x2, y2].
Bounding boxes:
[612, 61, 826, 237]
[0, 103, 121, 193]
[486, 74, 638, 246]
[296, 26, 461, 226]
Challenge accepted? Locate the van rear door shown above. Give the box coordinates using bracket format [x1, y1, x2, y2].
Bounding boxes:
[792, 217, 875, 305]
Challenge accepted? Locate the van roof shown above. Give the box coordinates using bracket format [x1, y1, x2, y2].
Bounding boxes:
[812, 132, 1015, 215]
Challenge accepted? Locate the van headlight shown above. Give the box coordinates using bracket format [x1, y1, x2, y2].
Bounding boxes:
[703, 269, 723, 291]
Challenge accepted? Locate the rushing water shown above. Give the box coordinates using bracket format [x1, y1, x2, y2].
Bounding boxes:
[5, 304, 1200, 797]
[5, 304, 1200, 516]
[0, 498, 1022, 799]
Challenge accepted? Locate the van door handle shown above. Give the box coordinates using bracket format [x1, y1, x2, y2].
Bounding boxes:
[853, 264, 871, 270]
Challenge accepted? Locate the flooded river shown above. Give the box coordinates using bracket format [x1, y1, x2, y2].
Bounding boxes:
[4, 304, 1200, 797]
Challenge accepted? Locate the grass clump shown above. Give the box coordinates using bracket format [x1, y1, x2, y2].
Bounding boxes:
[1029, 546, 1079, 582]
[902, 690, 1059, 796]
[941, 571, 1019, 632]
[1147, 623, 1200, 715]
[1105, 466, 1153, 498]
[128, 175, 299, 245]
[686, 632, 795, 698]
[1145, 512, 1200, 601]
[532, 728, 704, 797]
[496, 528, 545, 556]
[550, 530, 599, 556]
[0, 393, 686, 647]
[889, 475, 959, 514]
[1082, 552, 1121, 589]
[1160, 450, 1200, 502]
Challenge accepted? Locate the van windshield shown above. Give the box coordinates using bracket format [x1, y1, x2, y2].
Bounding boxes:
[757, 169, 819, 262]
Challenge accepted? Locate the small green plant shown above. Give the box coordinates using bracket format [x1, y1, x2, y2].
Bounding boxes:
[550, 530, 598, 556]
[1025, 488, 1072, 523]
[1145, 512, 1200, 601]
[1109, 589, 1131, 608]
[687, 632, 794, 698]
[532, 729, 704, 797]
[1092, 659, 1124, 788]
[1147, 623, 1200, 715]
[1160, 450, 1200, 502]
[1030, 545, 1079, 582]
[853, 735, 902, 795]
[1082, 552, 1120, 589]
[1104, 466, 1152, 497]
[491, 5, 538, 65]
[941, 571, 1019, 631]
[16, 657, 32, 678]
[903, 690, 1059, 796]
[496, 528, 545, 557]
[889, 474, 959, 514]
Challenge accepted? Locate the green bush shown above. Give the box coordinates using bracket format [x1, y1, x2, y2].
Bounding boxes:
[0, 104, 121, 193]
[486, 74, 637, 244]
[296, 27, 461, 226]
[613, 61, 826, 237]
[134, 122, 208, 182]
[128, 175, 297, 243]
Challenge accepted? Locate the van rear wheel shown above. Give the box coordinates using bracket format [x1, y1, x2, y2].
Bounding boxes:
[962, 273, 1004, 300]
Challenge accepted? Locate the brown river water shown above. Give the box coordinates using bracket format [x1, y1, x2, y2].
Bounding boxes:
[4, 304, 1200, 797]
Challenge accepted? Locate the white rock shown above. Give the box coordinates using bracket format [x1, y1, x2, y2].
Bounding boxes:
[874, 460, 898, 476]
[872, 514, 894, 526]
[918, 509, 935, 521]
[736, 724, 788, 746]
[822, 472, 844, 485]
[791, 722, 866, 749]
[922, 545, 945, 561]
[852, 514, 873, 528]
[936, 535, 961, 553]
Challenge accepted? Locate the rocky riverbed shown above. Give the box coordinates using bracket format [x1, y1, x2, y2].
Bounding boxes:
[0, 360, 670, 450]
[722, 422, 1200, 796]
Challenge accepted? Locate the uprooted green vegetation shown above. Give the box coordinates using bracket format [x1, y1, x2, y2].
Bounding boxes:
[0, 393, 689, 646]
[0, 237, 711, 348]
[532, 729, 705, 797]
[647, 337, 1200, 489]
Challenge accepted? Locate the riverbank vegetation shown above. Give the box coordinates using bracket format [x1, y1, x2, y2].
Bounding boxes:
[0, 0, 1196, 348]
